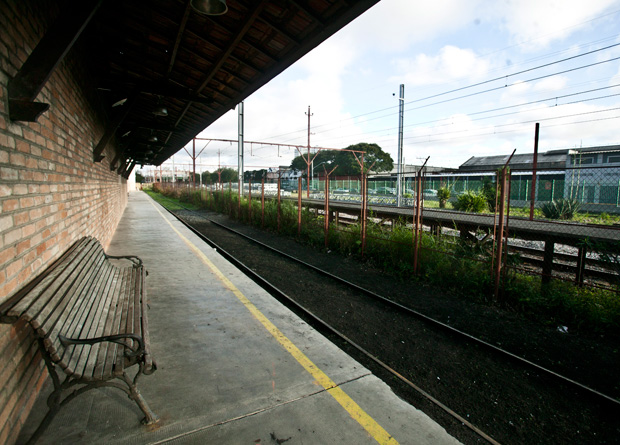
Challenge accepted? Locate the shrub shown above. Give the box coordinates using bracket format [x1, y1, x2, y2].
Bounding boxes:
[453, 190, 488, 213]
[437, 186, 451, 208]
[541, 198, 580, 220]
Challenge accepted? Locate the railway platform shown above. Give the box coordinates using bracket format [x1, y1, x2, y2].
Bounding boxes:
[17, 191, 460, 444]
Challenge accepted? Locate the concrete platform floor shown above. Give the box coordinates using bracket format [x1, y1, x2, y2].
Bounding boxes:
[18, 191, 460, 444]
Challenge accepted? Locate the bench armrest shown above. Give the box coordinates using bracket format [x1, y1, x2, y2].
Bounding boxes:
[105, 254, 143, 267]
[59, 333, 145, 358]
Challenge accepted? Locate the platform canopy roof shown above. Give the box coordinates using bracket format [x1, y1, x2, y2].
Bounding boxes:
[8, 0, 379, 170]
[91, 0, 380, 167]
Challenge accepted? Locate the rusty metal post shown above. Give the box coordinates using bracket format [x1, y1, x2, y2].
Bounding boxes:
[298, 177, 302, 236]
[261, 178, 265, 228]
[542, 241, 554, 285]
[361, 173, 367, 257]
[277, 176, 282, 232]
[248, 179, 252, 223]
[413, 171, 422, 274]
[575, 246, 587, 286]
[502, 171, 513, 293]
[529, 123, 540, 220]
[324, 174, 330, 248]
[494, 168, 508, 301]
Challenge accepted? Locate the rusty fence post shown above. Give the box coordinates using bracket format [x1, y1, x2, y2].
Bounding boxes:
[298, 177, 302, 236]
[277, 177, 282, 232]
[361, 173, 367, 257]
[412, 171, 423, 274]
[261, 178, 265, 228]
[501, 171, 513, 297]
[324, 174, 330, 248]
[248, 179, 252, 224]
[494, 167, 508, 301]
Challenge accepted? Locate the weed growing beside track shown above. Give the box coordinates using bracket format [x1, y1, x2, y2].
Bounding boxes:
[145, 187, 620, 338]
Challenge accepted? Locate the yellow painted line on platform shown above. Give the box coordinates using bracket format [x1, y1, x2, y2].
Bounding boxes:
[150, 200, 399, 445]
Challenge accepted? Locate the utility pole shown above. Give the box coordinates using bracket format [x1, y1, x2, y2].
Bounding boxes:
[306, 105, 313, 197]
[396, 84, 404, 207]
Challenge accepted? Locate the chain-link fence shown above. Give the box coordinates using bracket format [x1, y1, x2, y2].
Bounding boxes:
[151, 159, 620, 335]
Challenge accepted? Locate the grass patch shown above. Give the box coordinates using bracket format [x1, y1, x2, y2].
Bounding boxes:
[146, 187, 620, 337]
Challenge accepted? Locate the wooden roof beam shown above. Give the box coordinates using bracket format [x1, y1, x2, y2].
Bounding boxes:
[166, 0, 193, 77]
[8, 0, 103, 121]
[93, 95, 137, 162]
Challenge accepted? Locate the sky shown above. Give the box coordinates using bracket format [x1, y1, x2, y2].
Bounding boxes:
[146, 0, 620, 176]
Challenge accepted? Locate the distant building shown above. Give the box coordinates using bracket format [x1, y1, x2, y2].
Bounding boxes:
[426, 145, 620, 212]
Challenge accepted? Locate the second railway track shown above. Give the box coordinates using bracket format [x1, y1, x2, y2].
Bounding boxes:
[155, 196, 620, 445]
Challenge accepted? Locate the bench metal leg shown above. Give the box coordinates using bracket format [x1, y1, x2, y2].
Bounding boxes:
[123, 369, 159, 425]
[27, 342, 158, 443]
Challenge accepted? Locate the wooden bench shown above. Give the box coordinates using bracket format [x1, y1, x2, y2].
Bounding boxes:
[0, 236, 158, 444]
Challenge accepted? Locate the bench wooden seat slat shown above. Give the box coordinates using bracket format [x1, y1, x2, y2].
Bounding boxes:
[98, 268, 124, 379]
[46, 260, 115, 364]
[67, 265, 123, 379]
[0, 236, 158, 441]
[86, 267, 128, 379]
[82, 267, 125, 380]
[114, 268, 135, 377]
[92, 267, 125, 380]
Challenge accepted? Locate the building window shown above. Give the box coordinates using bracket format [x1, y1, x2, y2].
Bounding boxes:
[603, 153, 620, 164]
[571, 154, 597, 165]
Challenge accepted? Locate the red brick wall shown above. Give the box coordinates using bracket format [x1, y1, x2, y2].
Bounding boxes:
[0, 1, 129, 443]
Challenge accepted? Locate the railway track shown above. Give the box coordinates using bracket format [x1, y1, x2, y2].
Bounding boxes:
[153, 195, 620, 445]
[314, 208, 619, 286]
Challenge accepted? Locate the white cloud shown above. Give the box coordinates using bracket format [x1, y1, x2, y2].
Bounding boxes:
[486, 0, 620, 51]
[340, 0, 481, 52]
[391, 46, 491, 86]
[533, 75, 569, 92]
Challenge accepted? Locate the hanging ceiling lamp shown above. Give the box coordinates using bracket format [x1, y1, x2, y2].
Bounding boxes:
[152, 106, 168, 117]
[152, 96, 168, 117]
[191, 0, 228, 15]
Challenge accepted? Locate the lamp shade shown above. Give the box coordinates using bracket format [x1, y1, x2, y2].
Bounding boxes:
[191, 0, 227, 15]
[153, 106, 168, 117]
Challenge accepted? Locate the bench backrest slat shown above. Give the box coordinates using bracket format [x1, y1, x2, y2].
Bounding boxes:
[7, 238, 96, 322]
[36, 252, 107, 341]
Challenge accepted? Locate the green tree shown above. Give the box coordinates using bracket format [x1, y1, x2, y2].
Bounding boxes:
[210, 168, 238, 184]
[201, 171, 213, 185]
[289, 143, 393, 176]
[135, 171, 145, 183]
[244, 169, 267, 181]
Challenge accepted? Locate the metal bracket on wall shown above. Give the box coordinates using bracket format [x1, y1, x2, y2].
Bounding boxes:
[7, 1, 102, 122]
